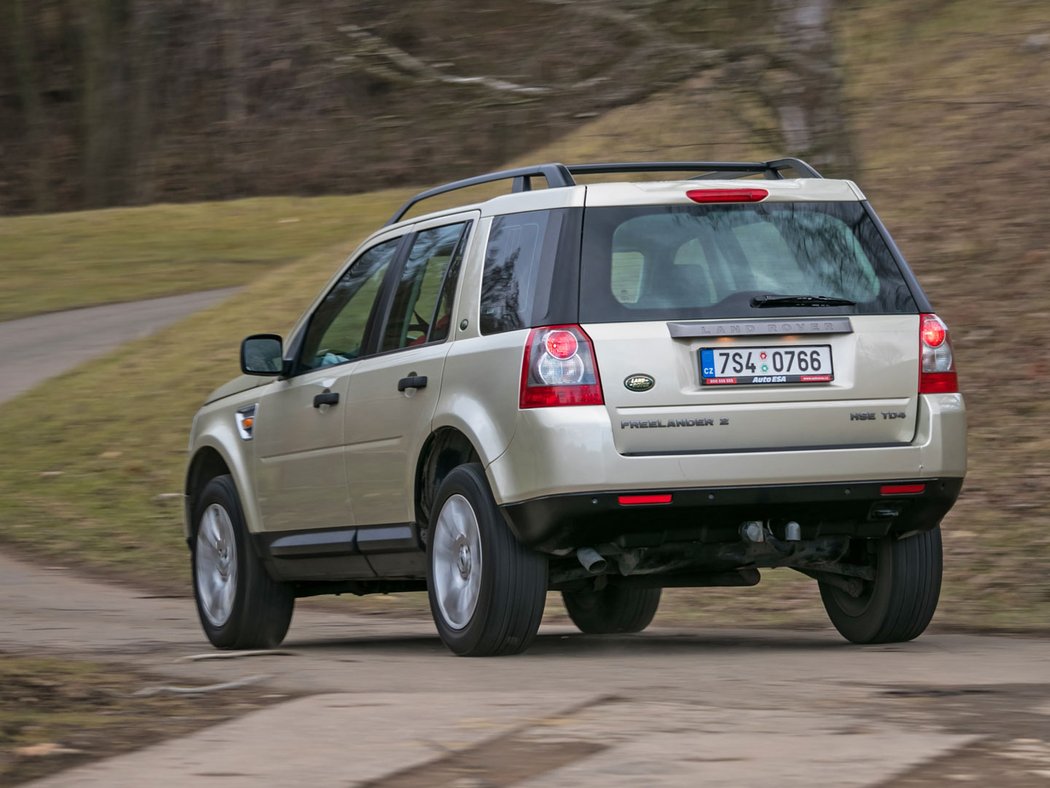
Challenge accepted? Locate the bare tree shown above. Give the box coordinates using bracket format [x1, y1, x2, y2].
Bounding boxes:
[129, 0, 160, 203]
[336, 0, 858, 174]
[8, 0, 50, 211]
[81, 0, 125, 207]
[335, 1, 710, 107]
[765, 0, 859, 175]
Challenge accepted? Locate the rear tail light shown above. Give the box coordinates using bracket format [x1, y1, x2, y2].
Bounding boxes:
[520, 325, 604, 408]
[919, 313, 958, 394]
[686, 188, 768, 203]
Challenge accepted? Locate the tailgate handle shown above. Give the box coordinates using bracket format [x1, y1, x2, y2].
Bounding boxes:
[397, 374, 428, 392]
[313, 390, 340, 408]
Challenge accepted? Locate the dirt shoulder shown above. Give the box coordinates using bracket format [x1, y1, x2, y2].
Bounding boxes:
[0, 654, 287, 786]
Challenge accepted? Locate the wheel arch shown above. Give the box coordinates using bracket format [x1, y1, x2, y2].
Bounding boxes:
[414, 427, 481, 537]
[184, 440, 258, 543]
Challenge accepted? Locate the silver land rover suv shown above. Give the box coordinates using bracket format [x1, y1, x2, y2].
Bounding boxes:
[185, 159, 966, 656]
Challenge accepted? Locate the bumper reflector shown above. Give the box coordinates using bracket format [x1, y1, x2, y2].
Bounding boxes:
[618, 494, 673, 506]
[880, 484, 926, 496]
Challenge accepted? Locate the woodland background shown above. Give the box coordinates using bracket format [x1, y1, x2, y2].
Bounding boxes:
[1, 0, 858, 214]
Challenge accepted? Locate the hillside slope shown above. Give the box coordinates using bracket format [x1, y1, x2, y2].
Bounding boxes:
[0, 194, 405, 321]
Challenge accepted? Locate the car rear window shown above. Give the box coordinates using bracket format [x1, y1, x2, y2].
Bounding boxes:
[580, 202, 918, 322]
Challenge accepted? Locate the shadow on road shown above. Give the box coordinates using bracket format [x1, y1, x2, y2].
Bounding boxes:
[282, 627, 872, 657]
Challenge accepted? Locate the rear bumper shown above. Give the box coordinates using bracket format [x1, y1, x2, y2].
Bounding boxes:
[488, 392, 966, 551]
[500, 477, 963, 551]
[489, 392, 965, 498]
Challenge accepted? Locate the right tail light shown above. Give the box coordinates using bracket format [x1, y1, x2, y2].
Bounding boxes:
[919, 313, 958, 394]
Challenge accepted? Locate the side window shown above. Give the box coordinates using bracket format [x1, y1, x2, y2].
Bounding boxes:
[479, 210, 552, 335]
[428, 226, 468, 344]
[380, 222, 469, 352]
[298, 237, 400, 371]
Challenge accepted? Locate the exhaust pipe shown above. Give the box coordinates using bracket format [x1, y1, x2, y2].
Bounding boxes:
[576, 547, 608, 574]
[740, 521, 765, 543]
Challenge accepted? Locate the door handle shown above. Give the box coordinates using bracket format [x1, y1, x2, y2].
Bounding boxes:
[313, 390, 340, 408]
[397, 375, 428, 392]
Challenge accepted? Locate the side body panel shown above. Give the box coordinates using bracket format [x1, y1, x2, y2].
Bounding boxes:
[252, 368, 354, 532]
[343, 211, 479, 527]
[432, 331, 526, 467]
[344, 342, 453, 524]
[185, 386, 271, 538]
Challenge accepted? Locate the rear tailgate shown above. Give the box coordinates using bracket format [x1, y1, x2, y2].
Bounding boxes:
[590, 315, 919, 455]
[578, 180, 924, 456]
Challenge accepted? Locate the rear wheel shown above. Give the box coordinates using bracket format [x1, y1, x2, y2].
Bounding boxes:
[192, 475, 294, 649]
[562, 585, 661, 634]
[819, 527, 942, 644]
[427, 464, 547, 656]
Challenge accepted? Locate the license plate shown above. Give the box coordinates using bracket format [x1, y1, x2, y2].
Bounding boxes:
[700, 345, 834, 386]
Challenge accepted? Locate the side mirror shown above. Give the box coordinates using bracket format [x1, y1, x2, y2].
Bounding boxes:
[240, 334, 285, 376]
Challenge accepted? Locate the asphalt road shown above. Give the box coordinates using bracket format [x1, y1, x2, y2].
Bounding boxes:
[2, 551, 1049, 787]
[0, 289, 237, 403]
[2, 295, 1049, 786]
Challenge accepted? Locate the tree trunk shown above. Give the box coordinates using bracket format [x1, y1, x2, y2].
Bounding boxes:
[769, 0, 858, 176]
[128, 0, 157, 204]
[222, 0, 247, 126]
[9, 0, 51, 212]
[81, 0, 125, 207]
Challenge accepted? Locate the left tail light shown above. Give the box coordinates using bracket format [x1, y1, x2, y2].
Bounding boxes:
[919, 313, 958, 394]
[519, 325, 604, 408]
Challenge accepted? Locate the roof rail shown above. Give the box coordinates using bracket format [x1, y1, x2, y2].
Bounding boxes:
[385, 163, 574, 226]
[761, 158, 823, 178]
[567, 159, 822, 180]
[385, 157, 821, 225]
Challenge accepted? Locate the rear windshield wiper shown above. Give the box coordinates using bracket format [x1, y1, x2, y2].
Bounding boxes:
[751, 294, 856, 308]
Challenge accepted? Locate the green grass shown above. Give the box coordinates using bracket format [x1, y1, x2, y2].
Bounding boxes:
[0, 0, 1049, 630]
[0, 194, 409, 322]
[0, 193, 406, 586]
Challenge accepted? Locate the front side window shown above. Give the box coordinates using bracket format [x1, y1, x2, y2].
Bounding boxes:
[582, 201, 917, 322]
[380, 222, 470, 352]
[298, 237, 401, 371]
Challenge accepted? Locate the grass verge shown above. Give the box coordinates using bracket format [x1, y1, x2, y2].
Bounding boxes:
[0, 193, 408, 322]
[0, 244, 386, 587]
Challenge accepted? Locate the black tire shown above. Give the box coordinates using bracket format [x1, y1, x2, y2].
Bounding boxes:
[191, 475, 294, 649]
[426, 464, 547, 656]
[819, 527, 942, 644]
[562, 585, 662, 634]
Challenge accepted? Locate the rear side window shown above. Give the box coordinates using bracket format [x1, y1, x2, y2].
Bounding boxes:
[582, 202, 917, 322]
[380, 221, 469, 351]
[480, 209, 570, 335]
